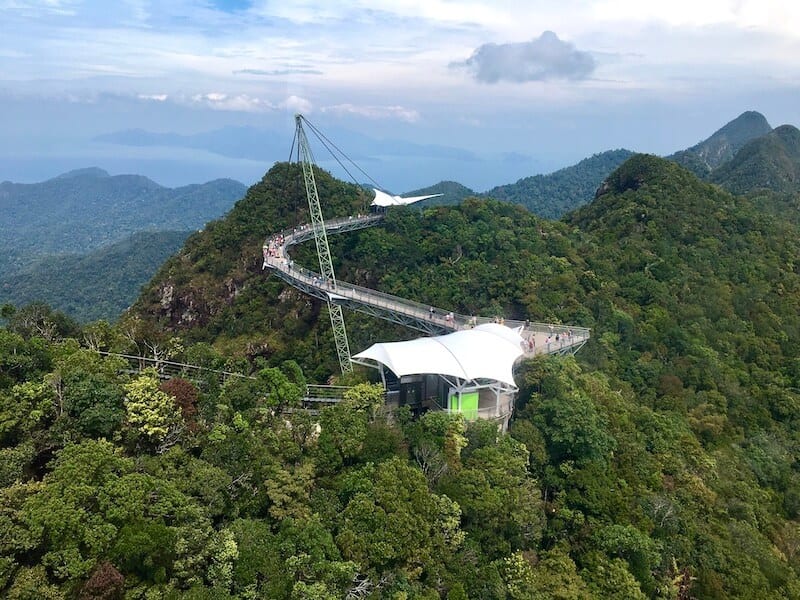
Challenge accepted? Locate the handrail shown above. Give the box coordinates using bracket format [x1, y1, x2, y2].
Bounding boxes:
[263, 213, 590, 356]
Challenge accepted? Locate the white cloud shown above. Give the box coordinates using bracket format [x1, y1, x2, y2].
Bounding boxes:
[138, 93, 168, 101]
[189, 92, 277, 112]
[452, 31, 596, 83]
[2, 0, 800, 141]
[592, 0, 800, 35]
[280, 95, 313, 114]
[322, 103, 420, 123]
[1, 0, 81, 16]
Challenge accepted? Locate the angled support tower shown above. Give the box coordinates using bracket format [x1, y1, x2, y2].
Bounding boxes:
[295, 114, 353, 374]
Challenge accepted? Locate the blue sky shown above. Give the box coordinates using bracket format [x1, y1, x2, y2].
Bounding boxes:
[2, 0, 799, 192]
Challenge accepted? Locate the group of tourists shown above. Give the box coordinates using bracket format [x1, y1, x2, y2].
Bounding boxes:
[263, 234, 285, 265]
[521, 328, 577, 354]
[543, 329, 575, 346]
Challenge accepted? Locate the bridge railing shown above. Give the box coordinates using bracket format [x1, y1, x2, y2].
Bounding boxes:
[264, 213, 591, 354]
[305, 384, 351, 400]
[269, 250, 590, 340]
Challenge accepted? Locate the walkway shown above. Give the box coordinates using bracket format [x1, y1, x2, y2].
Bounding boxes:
[263, 214, 590, 357]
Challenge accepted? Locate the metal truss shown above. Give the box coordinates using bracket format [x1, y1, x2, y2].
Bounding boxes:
[295, 114, 353, 374]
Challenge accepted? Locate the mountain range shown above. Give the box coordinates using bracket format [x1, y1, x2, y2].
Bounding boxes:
[6, 109, 800, 323]
[0, 168, 246, 320]
[0, 230, 191, 323]
[5, 109, 800, 598]
[710, 124, 800, 195]
[668, 110, 773, 177]
[409, 110, 800, 217]
[405, 149, 636, 219]
[113, 135, 800, 597]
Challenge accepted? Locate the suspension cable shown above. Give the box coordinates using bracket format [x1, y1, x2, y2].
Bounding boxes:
[299, 116, 384, 191]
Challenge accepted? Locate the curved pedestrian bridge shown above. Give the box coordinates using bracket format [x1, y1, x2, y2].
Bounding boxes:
[262, 213, 589, 357]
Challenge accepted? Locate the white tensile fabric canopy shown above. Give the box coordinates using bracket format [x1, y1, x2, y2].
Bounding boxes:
[371, 188, 443, 207]
[352, 323, 525, 387]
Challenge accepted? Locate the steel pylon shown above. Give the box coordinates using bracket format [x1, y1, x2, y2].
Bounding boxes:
[295, 114, 353, 374]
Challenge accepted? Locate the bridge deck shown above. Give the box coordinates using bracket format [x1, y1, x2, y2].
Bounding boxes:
[263, 213, 589, 356]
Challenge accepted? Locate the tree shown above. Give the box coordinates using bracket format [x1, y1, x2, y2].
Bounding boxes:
[6, 565, 65, 600]
[0, 329, 52, 389]
[315, 397, 373, 474]
[160, 378, 200, 430]
[441, 436, 544, 558]
[78, 561, 125, 600]
[595, 524, 661, 594]
[258, 366, 303, 411]
[0, 380, 56, 447]
[500, 547, 592, 600]
[123, 370, 182, 448]
[18, 440, 133, 581]
[8, 302, 79, 342]
[335, 457, 464, 587]
[82, 321, 124, 353]
[526, 360, 616, 466]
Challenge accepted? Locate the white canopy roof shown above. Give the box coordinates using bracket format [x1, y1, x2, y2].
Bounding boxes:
[371, 188, 443, 207]
[353, 323, 525, 387]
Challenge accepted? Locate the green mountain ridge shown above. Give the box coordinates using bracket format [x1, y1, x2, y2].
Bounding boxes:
[0, 230, 191, 323]
[5, 152, 800, 597]
[711, 124, 800, 194]
[406, 149, 635, 218]
[0, 168, 247, 318]
[406, 111, 778, 217]
[484, 148, 635, 218]
[407, 180, 476, 207]
[128, 163, 376, 378]
[668, 110, 772, 177]
[0, 168, 246, 271]
[118, 152, 800, 597]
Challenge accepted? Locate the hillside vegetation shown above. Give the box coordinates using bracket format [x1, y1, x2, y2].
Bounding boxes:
[0, 168, 246, 322]
[407, 149, 634, 218]
[130, 162, 377, 380]
[0, 231, 191, 322]
[3, 152, 800, 598]
[407, 180, 476, 207]
[711, 124, 800, 194]
[482, 148, 635, 218]
[0, 168, 246, 277]
[408, 111, 785, 220]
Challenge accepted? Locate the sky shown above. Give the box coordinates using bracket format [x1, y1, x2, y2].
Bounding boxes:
[1, 0, 799, 192]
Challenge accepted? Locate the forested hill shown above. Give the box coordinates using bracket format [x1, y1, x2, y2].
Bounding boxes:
[0, 168, 246, 277]
[406, 149, 634, 218]
[129, 162, 375, 379]
[6, 154, 800, 597]
[710, 124, 800, 195]
[403, 111, 784, 219]
[482, 148, 635, 218]
[0, 230, 190, 323]
[668, 110, 772, 177]
[0, 168, 246, 324]
[405, 180, 476, 207]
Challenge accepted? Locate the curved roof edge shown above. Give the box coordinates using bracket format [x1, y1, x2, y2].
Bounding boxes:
[353, 323, 525, 387]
